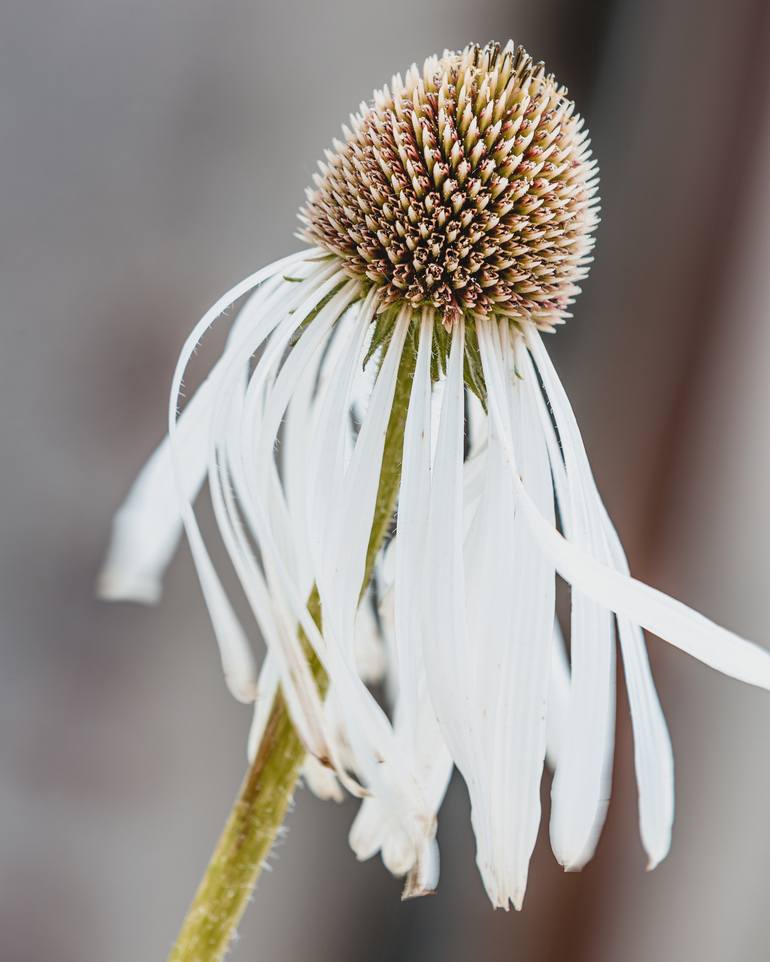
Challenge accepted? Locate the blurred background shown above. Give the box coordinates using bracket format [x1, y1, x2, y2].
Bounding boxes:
[2, 1, 770, 959]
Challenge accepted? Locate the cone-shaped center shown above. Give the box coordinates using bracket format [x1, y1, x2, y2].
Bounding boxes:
[300, 42, 599, 329]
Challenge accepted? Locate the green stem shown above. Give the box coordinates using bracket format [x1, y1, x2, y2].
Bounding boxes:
[167, 339, 416, 962]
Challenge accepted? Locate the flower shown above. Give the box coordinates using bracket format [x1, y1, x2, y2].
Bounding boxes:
[100, 41, 770, 910]
[300, 42, 596, 330]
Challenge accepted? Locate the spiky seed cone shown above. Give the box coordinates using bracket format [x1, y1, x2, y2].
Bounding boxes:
[300, 41, 599, 330]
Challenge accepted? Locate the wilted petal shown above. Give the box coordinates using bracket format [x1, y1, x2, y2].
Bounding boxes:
[528, 333, 674, 867]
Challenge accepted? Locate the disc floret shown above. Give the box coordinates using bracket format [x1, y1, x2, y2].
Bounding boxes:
[300, 41, 599, 330]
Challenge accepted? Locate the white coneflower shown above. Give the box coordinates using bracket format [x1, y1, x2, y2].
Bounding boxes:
[102, 40, 770, 921]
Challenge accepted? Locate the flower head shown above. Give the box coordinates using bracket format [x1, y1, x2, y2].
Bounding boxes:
[300, 42, 598, 330]
[101, 40, 770, 912]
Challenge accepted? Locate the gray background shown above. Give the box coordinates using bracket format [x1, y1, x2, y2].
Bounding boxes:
[2, 1, 770, 959]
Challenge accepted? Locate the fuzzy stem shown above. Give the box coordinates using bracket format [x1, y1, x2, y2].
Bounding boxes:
[167, 337, 416, 962]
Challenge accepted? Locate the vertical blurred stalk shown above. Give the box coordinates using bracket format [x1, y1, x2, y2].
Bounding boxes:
[167, 340, 415, 962]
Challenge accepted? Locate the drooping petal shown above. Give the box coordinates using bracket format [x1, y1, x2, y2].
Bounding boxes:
[97, 271, 285, 603]
[612, 601, 675, 868]
[546, 620, 571, 772]
[305, 297, 375, 589]
[247, 653, 279, 763]
[219, 276, 361, 760]
[507, 465, 770, 684]
[350, 311, 452, 893]
[485, 327, 770, 747]
[237, 294, 438, 862]
[353, 590, 388, 685]
[166, 258, 340, 708]
[282, 299, 373, 602]
[397, 312, 454, 835]
[98, 379, 212, 604]
[314, 310, 431, 812]
[486, 326, 770, 689]
[501, 333, 558, 903]
[527, 333, 674, 867]
[394, 309, 433, 740]
[512, 336, 616, 871]
[302, 752, 345, 803]
[319, 309, 410, 650]
[464, 320, 555, 907]
[419, 318, 476, 892]
[421, 319, 521, 899]
[321, 308, 444, 883]
[229, 286, 373, 791]
[300, 688, 350, 803]
[423, 317, 473, 788]
[466, 387, 487, 460]
[164, 256, 334, 702]
[281, 348, 318, 600]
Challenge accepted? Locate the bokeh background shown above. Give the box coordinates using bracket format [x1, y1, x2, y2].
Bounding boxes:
[2, 1, 770, 959]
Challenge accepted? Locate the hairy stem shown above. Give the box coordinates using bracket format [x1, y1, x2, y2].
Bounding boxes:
[167, 338, 416, 962]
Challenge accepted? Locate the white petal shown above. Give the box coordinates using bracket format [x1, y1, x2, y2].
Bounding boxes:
[512, 339, 616, 871]
[401, 836, 441, 899]
[349, 799, 388, 861]
[319, 308, 410, 648]
[527, 333, 674, 867]
[347, 316, 455, 886]
[230, 286, 371, 791]
[236, 292, 432, 836]
[483, 326, 770, 873]
[481, 324, 612, 870]
[394, 309, 434, 737]
[154, 250, 330, 701]
[545, 619, 571, 772]
[97, 379, 213, 604]
[486, 326, 770, 689]
[305, 301, 373, 588]
[614, 606, 675, 868]
[171, 261, 342, 708]
[220, 276, 360, 753]
[247, 653, 280, 762]
[280, 303, 355, 601]
[97, 273, 284, 603]
[328, 316, 449, 871]
[354, 592, 387, 684]
[421, 320, 519, 899]
[466, 387, 487, 459]
[300, 688, 356, 802]
[463, 321, 555, 907]
[423, 318, 473, 779]
[315, 312, 421, 789]
[302, 753, 345, 802]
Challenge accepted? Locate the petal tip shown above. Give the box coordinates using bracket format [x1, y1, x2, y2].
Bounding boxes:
[224, 674, 258, 704]
[510, 889, 526, 912]
[401, 876, 436, 901]
[645, 848, 669, 872]
[96, 569, 162, 605]
[555, 850, 589, 873]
